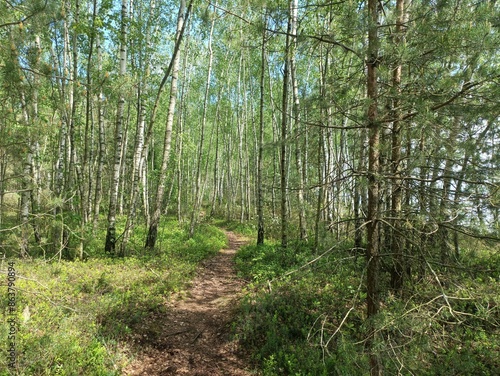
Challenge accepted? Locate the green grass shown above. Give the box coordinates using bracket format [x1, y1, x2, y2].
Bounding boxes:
[0, 219, 227, 375]
[233, 241, 500, 375]
[209, 218, 258, 238]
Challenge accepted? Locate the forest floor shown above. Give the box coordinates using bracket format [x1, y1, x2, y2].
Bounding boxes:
[123, 230, 256, 376]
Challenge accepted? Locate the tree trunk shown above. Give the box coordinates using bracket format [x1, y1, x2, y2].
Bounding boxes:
[290, 0, 307, 242]
[189, 9, 215, 237]
[280, 3, 292, 249]
[146, 0, 188, 249]
[366, 0, 382, 374]
[314, 41, 330, 251]
[122, 0, 157, 253]
[93, 33, 106, 232]
[257, 12, 267, 246]
[389, 0, 406, 293]
[105, 0, 128, 254]
[437, 120, 460, 263]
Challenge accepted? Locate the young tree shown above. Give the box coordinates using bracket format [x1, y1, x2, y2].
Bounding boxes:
[389, 0, 407, 293]
[188, 4, 216, 238]
[365, 0, 381, 374]
[146, 0, 191, 249]
[280, 1, 292, 249]
[289, 0, 307, 242]
[256, 11, 267, 246]
[105, 0, 129, 254]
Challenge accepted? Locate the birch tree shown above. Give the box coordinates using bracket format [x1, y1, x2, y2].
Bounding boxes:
[146, 0, 190, 249]
[105, 0, 129, 254]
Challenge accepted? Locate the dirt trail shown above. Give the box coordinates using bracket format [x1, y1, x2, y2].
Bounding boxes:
[124, 231, 255, 376]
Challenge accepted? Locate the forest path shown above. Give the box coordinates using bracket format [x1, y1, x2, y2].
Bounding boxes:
[123, 230, 255, 376]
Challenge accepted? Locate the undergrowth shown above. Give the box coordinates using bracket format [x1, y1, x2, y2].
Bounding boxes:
[234, 240, 500, 375]
[0, 218, 227, 375]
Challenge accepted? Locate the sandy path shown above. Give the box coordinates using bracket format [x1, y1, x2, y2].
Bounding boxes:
[123, 231, 255, 375]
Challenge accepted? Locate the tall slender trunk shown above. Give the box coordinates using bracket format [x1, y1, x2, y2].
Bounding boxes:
[289, 0, 307, 242]
[118, 105, 131, 216]
[176, 68, 188, 222]
[51, 19, 71, 255]
[93, 33, 106, 232]
[15, 33, 43, 257]
[83, 0, 97, 226]
[121, 88, 147, 253]
[437, 120, 460, 263]
[79, 0, 98, 259]
[390, 0, 406, 293]
[121, 0, 157, 253]
[210, 109, 220, 217]
[146, 0, 188, 249]
[354, 127, 367, 251]
[315, 41, 329, 251]
[20, 96, 32, 258]
[366, 0, 381, 374]
[236, 53, 245, 223]
[225, 127, 235, 221]
[67, 0, 80, 213]
[105, 0, 128, 254]
[189, 9, 215, 237]
[257, 13, 267, 246]
[280, 3, 292, 249]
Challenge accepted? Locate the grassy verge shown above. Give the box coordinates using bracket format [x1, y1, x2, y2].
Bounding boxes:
[0, 219, 227, 375]
[234, 240, 500, 375]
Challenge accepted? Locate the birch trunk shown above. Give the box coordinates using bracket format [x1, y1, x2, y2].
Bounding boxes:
[146, 0, 187, 248]
[105, 0, 128, 254]
[188, 10, 215, 237]
[280, 3, 292, 249]
[256, 13, 267, 245]
[290, 0, 307, 241]
[93, 33, 106, 232]
[121, 0, 157, 253]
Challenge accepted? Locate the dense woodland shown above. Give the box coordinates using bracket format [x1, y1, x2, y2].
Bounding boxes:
[1, 0, 499, 375]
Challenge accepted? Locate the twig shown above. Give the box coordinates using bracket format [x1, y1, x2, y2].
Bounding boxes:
[191, 330, 204, 343]
[324, 307, 354, 350]
[165, 329, 190, 337]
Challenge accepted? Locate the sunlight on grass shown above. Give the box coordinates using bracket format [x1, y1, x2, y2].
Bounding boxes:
[234, 241, 500, 375]
[0, 220, 226, 375]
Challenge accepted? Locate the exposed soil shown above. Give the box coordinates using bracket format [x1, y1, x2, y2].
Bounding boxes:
[123, 231, 255, 376]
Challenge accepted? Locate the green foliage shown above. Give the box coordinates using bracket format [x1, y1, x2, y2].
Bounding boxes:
[210, 219, 258, 238]
[236, 241, 313, 282]
[234, 242, 367, 375]
[234, 241, 500, 375]
[0, 221, 226, 375]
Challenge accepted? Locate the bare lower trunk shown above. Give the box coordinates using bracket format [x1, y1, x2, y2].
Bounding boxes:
[256, 13, 267, 246]
[290, 0, 307, 241]
[189, 9, 215, 237]
[105, 0, 128, 254]
[366, 0, 381, 374]
[389, 0, 406, 293]
[280, 5, 292, 249]
[146, 0, 188, 248]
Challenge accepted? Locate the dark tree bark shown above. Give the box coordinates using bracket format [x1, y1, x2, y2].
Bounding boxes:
[389, 0, 406, 293]
[366, 0, 382, 374]
[257, 12, 267, 246]
[280, 2, 293, 249]
[146, 0, 191, 249]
